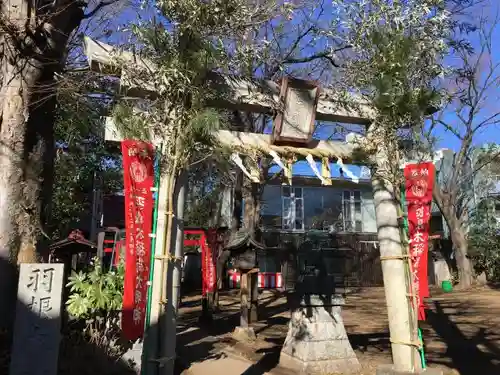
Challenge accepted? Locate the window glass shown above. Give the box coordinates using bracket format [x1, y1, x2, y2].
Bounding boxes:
[303, 187, 343, 230]
[343, 198, 352, 231]
[354, 201, 362, 220]
[261, 185, 368, 233]
[295, 219, 303, 230]
[354, 197, 363, 232]
[295, 197, 304, 230]
[345, 221, 354, 232]
[260, 185, 282, 229]
[283, 197, 293, 229]
[355, 221, 363, 232]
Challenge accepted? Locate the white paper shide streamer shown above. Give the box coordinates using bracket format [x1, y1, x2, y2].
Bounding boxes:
[360, 166, 371, 179]
[269, 150, 285, 170]
[337, 157, 359, 184]
[306, 154, 327, 185]
[231, 153, 259, 183]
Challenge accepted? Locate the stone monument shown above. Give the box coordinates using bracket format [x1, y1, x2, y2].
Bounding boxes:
[279, 250, 360, 374]
[10, 263, 64, 375]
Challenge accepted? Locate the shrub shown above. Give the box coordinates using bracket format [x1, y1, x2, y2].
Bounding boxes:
[468, 205, 500, 282]
[61, 258, 134, 374]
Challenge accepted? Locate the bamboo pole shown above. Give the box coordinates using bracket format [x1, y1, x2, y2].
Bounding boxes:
[159, 171, 187, 375]
[398, 187, 422, 371]
[146, 142, 170, 375]
[157, 172, 175, 374]
[141, 148, 161, 375]
[157, 124, 185, 375]
[171, 171, 187, 316]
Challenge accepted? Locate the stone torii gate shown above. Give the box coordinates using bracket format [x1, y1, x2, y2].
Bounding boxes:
[83, 37, 425, 375]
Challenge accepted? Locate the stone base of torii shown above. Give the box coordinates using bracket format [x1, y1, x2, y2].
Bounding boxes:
[279, 294, 360, 374]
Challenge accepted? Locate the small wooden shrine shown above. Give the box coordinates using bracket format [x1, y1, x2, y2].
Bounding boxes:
[225, 229, 265, 332]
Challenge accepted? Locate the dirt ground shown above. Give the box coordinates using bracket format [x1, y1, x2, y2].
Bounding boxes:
[175, 286, 500, 375]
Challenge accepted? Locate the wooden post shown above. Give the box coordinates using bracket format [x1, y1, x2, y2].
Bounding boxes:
[200, 292, 214, 323]
[239, 271, 249, 328]
[249, 269, 259, 323]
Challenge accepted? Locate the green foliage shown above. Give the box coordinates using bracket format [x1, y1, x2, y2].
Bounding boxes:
[63, 258, 131, 373]
[112, 104, 153, 142]
[184, 159, 234, 227]
[469, 200, 500, 281]
[334, 0, 450, 129]
[51, 91, 122, 240]
[184, 189, 219, 227]
[64, 257, 129, 370]
[110, 0, 292, 176]
[66, 257, 124, 318]
[112, 4, 230, 169]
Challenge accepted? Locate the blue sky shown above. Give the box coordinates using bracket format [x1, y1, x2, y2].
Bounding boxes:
[92, 0, 500, 180]
[432, 0, 500, 150]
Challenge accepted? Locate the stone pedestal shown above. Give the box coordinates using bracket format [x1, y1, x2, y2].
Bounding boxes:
[279, 294, 360, 374]
[233, 326, 256, 341]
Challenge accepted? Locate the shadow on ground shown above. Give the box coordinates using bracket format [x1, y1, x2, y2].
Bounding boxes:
[176, 287, 500, 375]
[174, 290, 290, 374]
[175, 289, 392, 375]
[424, 300, 500, 375]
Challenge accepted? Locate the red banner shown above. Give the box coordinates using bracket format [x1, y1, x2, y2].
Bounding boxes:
[205, 229, 223, 295]
[404, 162, 435, 321]
[201, 238, 216, 296]
[121, 140, 155, 340]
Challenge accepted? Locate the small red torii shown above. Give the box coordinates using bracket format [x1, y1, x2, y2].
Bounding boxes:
[184, 228, 226, 297]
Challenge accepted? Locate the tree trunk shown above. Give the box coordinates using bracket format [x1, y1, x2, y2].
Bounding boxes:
[213, 169, 243, 308]
[242, 183, 259, 233]
[242, 179, 262, 237]
[0, 0, 84, 328]
[434, 188, 473, 289]
[450, 227, 473, 288]
[232, 169, 243, 232]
